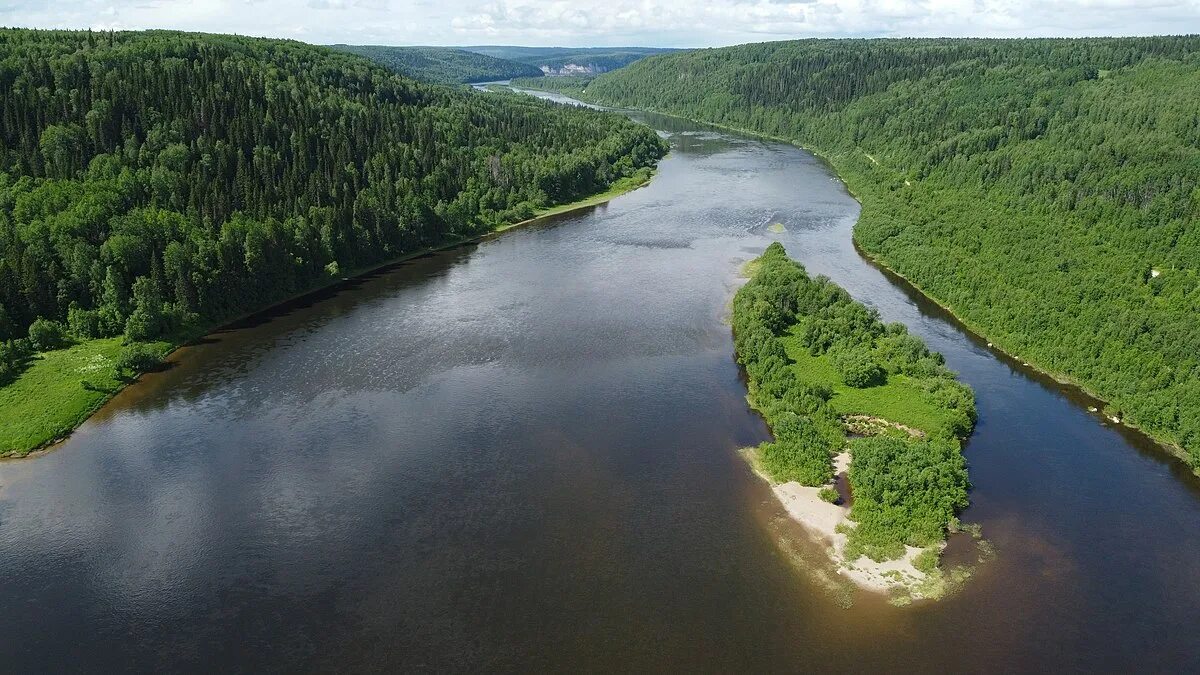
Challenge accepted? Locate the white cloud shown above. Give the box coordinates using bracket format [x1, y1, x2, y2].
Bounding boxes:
[1, 0, 1197, 47]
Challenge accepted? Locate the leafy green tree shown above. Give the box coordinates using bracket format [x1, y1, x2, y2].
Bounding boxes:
[830, 344, 886, 388]
[39, 124, 86, 178]
[847, 436, 969, 561]
[123, 277, 168, 342]
[28, 318, 68, 351]
[0, 303, 12, 341]
[114, 343, 165, 376]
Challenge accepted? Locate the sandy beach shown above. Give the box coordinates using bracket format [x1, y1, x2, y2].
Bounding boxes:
[747, 450, 941, 599]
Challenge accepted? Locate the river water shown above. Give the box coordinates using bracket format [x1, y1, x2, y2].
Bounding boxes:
[2, 99, 1198, 672]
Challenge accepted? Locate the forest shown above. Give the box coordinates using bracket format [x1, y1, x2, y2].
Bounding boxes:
[328, 45, 543, 84]
[0, 28, 667, 452]
[531, 37, 1200, 469]
[734, 243, 975, 561]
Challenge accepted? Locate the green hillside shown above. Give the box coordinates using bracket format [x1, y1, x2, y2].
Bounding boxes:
[537, 37, 1200, 468]
[329, 44, 542, 83]
[0, 29, 667, 454]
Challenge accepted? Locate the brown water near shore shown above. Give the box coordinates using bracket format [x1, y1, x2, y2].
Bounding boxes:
[1, 103, 1199, 672]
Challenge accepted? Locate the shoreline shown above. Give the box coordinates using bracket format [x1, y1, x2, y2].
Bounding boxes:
[0, 170, 658, 459]
[742, 447, 944, 600]
[517, 84, 1191, 472]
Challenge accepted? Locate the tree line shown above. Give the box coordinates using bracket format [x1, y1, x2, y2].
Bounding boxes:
[0, 29, 667, 380]
[734, 243, 974, 561]
[541, 37, 1200, 468]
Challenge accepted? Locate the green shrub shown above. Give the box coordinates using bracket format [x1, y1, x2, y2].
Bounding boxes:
[67, 306, 117, 339]
[0, 338, 34, 384]
[114, 343, 166, 376]
[830, 344, 885, 388]
[846, 436, 969, 561]
[28, 318, 68, 351]
[818, 487, 840, 503]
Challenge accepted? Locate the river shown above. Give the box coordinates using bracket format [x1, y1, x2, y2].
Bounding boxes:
[1, 97, 1198, 672]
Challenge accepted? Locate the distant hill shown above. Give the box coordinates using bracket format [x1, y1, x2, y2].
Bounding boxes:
[329, 45, 542, 84]
[461, 46, 676, 76]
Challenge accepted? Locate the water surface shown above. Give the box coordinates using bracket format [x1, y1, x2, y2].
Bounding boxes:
[2, 104, 1198, 672]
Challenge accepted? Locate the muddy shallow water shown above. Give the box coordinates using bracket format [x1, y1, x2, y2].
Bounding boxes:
[2, 103, 1198, 672]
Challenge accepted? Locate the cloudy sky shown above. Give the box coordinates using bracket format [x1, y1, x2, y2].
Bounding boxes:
[3, 0, 1199, 47]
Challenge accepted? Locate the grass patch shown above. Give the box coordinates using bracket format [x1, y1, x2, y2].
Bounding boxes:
[0, 338, 124, 455]
[0, 337, 171, 456]
[781, 328, 958, 436]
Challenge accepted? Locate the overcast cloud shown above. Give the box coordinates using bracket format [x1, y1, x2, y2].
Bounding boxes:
[3, 0, 1198, 47]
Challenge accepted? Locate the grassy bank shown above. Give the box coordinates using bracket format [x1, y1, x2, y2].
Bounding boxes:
[0, 169, 658, 458]
[782, 327, 963, 437]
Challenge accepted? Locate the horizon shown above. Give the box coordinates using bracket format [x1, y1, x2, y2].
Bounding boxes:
[4, 1, 1199, 49]
[4, 27, 1200, 51]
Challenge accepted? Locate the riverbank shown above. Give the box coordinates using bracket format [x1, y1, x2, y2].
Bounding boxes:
[513, 81, 1193, 473]
[850, 239, 1193, 468]
[0, 168, 658, 458]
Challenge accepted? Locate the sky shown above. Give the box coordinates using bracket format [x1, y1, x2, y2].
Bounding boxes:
[3, 0, 1199, 48]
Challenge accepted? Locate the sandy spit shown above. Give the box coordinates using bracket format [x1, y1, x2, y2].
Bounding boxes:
[750, 450, 936, 597]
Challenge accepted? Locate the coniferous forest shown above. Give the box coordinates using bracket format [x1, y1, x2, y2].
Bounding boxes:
[529, 37, 1200, 468]
[0, 29, 667, 393]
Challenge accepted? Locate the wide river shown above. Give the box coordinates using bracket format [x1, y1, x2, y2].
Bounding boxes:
[2, 98, 1199, 672]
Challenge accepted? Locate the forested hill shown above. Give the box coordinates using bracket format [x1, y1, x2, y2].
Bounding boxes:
[329, 45, 543, 83]
[551, 37, 1200, 467]
[0, 29, 666, 354]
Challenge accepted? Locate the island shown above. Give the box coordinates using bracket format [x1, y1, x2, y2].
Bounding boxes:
[734, 243, 978, 602]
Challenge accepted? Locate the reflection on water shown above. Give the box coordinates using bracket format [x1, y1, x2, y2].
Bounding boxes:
[2, 99, 1199, 673]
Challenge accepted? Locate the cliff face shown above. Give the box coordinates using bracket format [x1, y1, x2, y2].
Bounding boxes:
[540, 63, 610, 76]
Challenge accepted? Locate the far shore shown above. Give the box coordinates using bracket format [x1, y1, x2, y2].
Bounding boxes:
[516, 82, 1191, 472]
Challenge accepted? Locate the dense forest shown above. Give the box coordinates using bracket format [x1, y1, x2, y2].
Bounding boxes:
[535, 37, 1200, 468]
[461, 46, 675, 75]
[0, 29, 667, 389]
[329, 45, 542, 84]
[734, 243, 974, 561]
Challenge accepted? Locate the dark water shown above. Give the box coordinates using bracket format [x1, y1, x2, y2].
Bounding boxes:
[3, 105, 1199, 673]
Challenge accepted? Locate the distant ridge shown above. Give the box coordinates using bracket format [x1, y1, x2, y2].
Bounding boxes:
[329, 44, 542, 84]
[460, 46, 676, 76]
